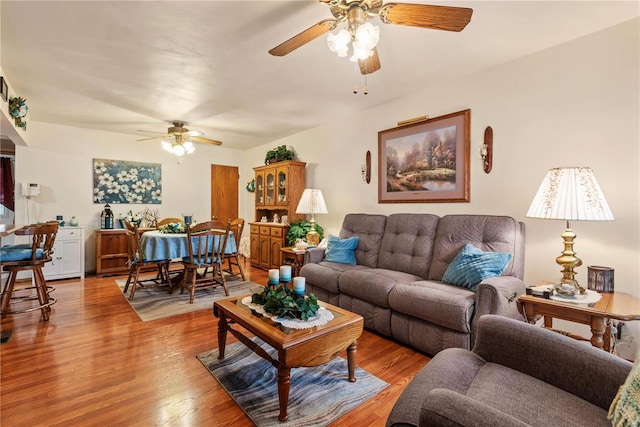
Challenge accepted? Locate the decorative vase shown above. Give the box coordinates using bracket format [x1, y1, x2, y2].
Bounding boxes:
[69, 216, 79, 227]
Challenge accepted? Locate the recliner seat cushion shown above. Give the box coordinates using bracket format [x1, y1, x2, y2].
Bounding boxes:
[299, 262, 369, 294]
[339, 268, 423, 308]
[389, 281, 475, 333]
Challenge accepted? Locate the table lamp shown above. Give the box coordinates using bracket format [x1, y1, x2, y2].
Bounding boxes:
[526, 167, 613, 296]
[295, 189, 328, 247]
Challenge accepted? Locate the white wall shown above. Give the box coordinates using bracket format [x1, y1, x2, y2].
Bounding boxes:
[15, 123, 244, 271]
[244, 18, 640, 357]
[15, 18, 639, 357]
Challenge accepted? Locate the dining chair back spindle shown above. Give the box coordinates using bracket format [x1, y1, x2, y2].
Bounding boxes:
[224, 218, 245, 280]
[123, 221, 171, 300]
[181, 220, 230, 303]
[0, 222, 59, 320]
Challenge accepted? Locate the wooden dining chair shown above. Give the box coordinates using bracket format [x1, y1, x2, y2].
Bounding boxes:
[223, 218, 245, 280]
[156, 217, 182, 227]
[180, 220, 230, 303]
[0, 222, 58, 320]
[122, 221, 171, 300]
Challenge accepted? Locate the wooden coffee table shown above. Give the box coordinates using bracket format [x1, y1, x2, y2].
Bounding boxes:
[213, 295, 364, 421]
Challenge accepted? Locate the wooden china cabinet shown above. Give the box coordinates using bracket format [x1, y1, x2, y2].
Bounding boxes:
[249, 160, 306, 270]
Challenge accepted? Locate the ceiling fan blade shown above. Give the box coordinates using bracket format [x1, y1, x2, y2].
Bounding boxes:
[137, 130, 167, 134]
[137, 135, 167, 142]
[379, 3, 473, 32]
[185, 130, 202, 137]
[269, 19, 338, 56]
[190, 136, 222, 146]
[359, 47, 381, 75]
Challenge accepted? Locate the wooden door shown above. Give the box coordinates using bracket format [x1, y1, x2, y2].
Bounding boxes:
[210, 165, 238, 224]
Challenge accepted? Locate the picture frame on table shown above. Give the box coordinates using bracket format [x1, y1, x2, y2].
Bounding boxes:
[0, 77, 8, 102]
[378, 109, 470, 203]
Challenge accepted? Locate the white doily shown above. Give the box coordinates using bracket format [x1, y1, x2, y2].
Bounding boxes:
[550, 289, 603, 305]
[241, 296, 334, 329]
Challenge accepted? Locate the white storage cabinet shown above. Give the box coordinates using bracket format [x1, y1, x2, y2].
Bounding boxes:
[42, 227, 85, 280]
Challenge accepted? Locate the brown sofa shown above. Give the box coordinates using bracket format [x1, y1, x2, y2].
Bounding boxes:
[300, 213, 526, 355]
[386, 315, 633, 427]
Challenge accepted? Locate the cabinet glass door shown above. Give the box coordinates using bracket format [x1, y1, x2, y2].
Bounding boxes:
[277, 168, 287, 205]
[266, 170, 275, 205]
[255, 172, 264, 206]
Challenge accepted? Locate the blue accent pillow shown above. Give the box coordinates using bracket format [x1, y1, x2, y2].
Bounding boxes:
[324, 235, 359, 265]
[442, 243, 513, 291]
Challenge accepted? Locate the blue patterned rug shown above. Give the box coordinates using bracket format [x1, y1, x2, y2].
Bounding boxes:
[197, 337, 389, 426]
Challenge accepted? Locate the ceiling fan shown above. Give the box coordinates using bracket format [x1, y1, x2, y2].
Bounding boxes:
[269, 0, 473, 75]
[137, 121, 222, 161]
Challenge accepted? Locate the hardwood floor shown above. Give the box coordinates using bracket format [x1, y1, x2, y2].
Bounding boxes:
[1, 262, 430, 426]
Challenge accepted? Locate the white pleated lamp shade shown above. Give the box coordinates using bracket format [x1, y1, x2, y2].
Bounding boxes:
[296, 189, 328, 215]
[526, 167, 614, 221]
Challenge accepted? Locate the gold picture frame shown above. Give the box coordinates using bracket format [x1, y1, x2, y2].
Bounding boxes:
[378, 109, 470, 203]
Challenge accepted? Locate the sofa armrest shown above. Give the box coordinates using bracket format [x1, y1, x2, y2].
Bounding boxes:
[303, 247, 325, 264]
[419, 389, 531, 427]
[474, 276, 526, 320]
[472, 315, 632, 410]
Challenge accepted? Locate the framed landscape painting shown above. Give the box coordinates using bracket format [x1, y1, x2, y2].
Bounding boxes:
[378, 109, 470, 203]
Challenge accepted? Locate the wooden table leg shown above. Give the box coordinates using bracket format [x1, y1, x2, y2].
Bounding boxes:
[347, 340, 358, 382]
[590, 316, 606, 350]
[217, 316, 228, 360]
[277, 365, 291, 422]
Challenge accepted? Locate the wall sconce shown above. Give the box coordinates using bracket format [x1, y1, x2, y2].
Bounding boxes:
[361, 150, 371, 183]
[481, 126, 493, 173]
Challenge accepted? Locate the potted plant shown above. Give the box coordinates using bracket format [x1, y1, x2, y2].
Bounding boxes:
[265, 145, 295, 165]
[286, 220, 324, 246]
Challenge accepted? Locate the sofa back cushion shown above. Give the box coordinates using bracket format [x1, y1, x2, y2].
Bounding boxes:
[377, 213, 440, 278]
[339, 214, 387, 268]
[428, 215, 525, 281]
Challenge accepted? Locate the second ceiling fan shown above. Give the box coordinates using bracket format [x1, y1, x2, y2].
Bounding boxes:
[269, 0, 473, 75]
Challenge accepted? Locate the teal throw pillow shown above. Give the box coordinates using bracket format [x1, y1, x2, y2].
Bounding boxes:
[324, 235, 359, 265]
[441, 243, 513, 291]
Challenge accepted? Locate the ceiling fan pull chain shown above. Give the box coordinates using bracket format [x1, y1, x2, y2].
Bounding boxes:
[364, 74, 368, 95]
[353, 61, 359, 94]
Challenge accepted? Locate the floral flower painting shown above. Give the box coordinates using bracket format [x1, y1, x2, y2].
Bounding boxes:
[93, 158, 162, 204]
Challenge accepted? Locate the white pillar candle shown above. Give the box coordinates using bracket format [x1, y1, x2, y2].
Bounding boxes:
[280, 265, 292, 282]
[293, 276, 305, 294]
[268, 269, 279, 284]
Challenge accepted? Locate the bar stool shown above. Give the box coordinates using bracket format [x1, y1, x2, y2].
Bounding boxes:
[0, 222, 58, 321]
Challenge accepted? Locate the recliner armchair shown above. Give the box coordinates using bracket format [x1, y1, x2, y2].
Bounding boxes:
[387, 315, 633, 427]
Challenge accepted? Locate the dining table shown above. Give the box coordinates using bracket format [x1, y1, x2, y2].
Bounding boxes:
[140, 230, 236, 262]
[139, 229, 237, 290]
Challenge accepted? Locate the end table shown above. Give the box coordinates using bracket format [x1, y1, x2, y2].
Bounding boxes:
[280, 247, 306, 276]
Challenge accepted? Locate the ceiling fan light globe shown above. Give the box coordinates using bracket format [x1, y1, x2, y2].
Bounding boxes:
[183, 141, 195, 154]
[351, 42, 374, 62]
[173, 144, 186, 156]
[355, 22, 379, 50]
[161, 140, 173, 153]
[327, 29, 351, 54]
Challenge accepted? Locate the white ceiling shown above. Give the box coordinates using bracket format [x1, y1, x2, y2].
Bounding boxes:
[1, 1, 638, 150]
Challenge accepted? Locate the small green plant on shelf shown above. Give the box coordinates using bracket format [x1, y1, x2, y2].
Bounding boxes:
[251, 285, 319, 320]
[265, 145, 295, 165]
[286, 220, 324, 246]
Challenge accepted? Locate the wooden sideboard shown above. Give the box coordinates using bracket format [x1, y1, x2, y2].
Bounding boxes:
[95, 229, 129, 277]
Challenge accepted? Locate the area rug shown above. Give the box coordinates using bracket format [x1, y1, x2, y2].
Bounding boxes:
[116, 276, 260, 322]
[197, 337, 389, 426]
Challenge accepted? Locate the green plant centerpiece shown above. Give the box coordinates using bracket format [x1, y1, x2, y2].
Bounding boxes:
[251, 285, 319, 321]
[286, 220, 324, 246]
[265, 145, 295, 165]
